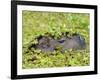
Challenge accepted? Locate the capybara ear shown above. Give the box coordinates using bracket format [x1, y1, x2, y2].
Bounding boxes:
[36, 35, 43, 41]
[65, 32, 69, 35]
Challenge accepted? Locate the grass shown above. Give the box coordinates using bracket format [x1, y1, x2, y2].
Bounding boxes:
[22, 11, 90, 69]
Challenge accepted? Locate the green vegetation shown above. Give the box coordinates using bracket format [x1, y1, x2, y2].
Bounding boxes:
[22, 11, 90, 69]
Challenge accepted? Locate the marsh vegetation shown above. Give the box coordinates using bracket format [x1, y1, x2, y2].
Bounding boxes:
[22, 11, 90, 69]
